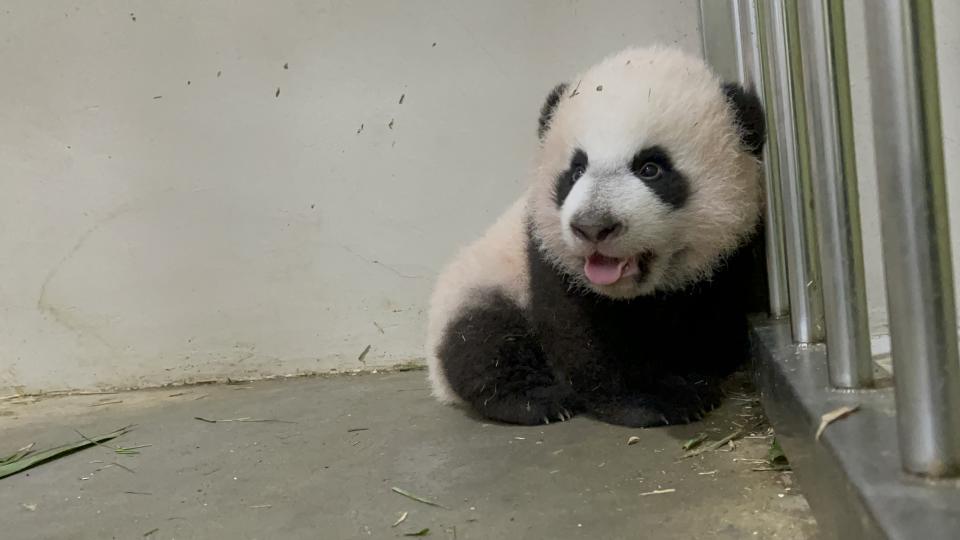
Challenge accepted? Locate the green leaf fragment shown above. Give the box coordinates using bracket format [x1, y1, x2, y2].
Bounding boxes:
[0, 426, 133, 480]
[681, 432, 709, 451]
[768, 438, 789, 466]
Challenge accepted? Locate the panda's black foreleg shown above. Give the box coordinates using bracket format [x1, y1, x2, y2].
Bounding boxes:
[438, 293, 580, 425]
[583, 373, 725, 427]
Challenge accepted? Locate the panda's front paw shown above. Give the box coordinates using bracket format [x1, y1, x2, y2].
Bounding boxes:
[585, 395, 693, 427]
[585, 374, 725, 427]
[475, 384, 581, 426]
[526, 384, 581, 425]
[660, 374, 724, 414]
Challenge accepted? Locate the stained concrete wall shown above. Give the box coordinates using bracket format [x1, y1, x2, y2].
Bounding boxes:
[0, 1, 703, 393]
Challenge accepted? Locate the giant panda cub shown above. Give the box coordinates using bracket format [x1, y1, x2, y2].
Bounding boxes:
[426, 46, 766, 427]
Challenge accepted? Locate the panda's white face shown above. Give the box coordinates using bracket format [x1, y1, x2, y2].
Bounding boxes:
[556, 146, 684, 297]
[529, 46, 764, 299]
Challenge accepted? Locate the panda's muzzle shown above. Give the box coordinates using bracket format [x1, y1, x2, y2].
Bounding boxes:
[569, 215, 624, 243]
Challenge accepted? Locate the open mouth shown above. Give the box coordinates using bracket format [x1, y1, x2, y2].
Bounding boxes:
[583, 251, 655, 286]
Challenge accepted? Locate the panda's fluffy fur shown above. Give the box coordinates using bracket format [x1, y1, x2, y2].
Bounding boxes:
[426, 46, 766, 427]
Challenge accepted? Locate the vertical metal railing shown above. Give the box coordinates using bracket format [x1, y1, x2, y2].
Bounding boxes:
[797, 0, 873, 388]
[718, 0, 960, 478]
[863, 0, 960, 477]
[739, 0, 790, 318]
[763, 0, 825, 343]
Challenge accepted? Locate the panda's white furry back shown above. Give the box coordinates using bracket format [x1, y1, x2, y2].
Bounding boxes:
[426, 46, 766, 427]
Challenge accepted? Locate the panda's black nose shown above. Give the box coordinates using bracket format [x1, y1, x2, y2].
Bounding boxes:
[570, 217, 624, 242]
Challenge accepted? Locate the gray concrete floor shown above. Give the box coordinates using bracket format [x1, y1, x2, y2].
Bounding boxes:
[0, 371, 817, 540]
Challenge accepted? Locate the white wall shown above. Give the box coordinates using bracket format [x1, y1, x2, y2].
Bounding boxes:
[0, 1, 703, 393]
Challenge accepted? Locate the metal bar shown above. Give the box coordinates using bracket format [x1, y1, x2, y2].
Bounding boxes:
[863, 0, 960, 477]
[764, 0, 825, 342]
[698, 0, 741, 83]
[702, 0, 790, 318]
[797, 0, 873, 388]
[730, 0, 748, 83]
[748, 0, 790, 318]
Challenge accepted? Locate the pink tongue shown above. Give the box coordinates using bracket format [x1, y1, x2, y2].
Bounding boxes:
[584, 254, 626, 285]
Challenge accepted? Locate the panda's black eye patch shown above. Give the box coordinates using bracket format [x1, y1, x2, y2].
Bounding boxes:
[571, 149, 588, 179]
[554, 148, 588, 207]
[631, 146, 688, 209]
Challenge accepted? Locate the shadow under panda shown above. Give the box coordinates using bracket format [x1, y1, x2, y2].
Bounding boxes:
[426, 46, 767, 427]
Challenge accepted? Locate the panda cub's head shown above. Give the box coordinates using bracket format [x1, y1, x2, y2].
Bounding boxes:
[530, 46, 766, 299]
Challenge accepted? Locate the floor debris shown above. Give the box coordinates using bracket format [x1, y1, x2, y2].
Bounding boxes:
[89, 400, 123, 407]
[815, 405, 860, 440]
[193, 417, 295, 424]
[681, 433, 709, 451]
[640, 488, 676, 496]
[392, 486, 448, 509]
[767, 439, 789, 468]
[0, 426, 133, 480]
[680, 424, 758, 460]
[392, 511, 409, 527]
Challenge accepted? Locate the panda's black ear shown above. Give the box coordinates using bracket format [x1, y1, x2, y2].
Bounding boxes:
[538, 83, 568, 141]
[722, 82, 766, 157]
